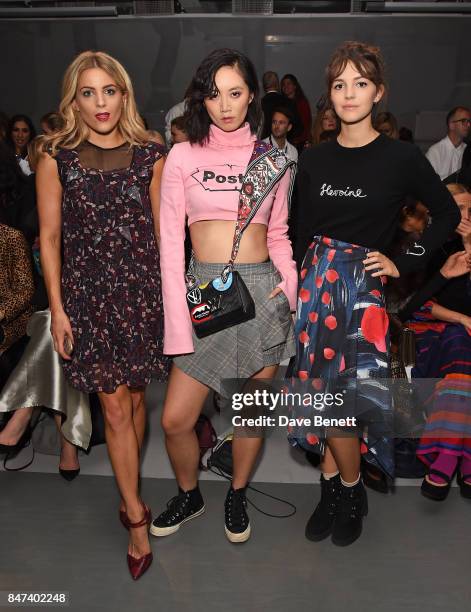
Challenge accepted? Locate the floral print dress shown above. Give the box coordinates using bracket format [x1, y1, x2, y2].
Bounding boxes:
[55, 141, 168, 393]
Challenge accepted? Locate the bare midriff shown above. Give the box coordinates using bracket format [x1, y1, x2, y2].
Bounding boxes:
[189, 220, 269, 263]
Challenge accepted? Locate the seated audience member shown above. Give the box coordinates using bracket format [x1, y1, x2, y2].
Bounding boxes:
[7, 114, 36, 175]
[426, 106, 471, 180]
[374, 111, 399, 139]
[262, 107, 298, 163]
[0, 223, 34, 388]
[311, 107, 338, 145]
[399, 183, 471, 501]
[0, 140, 47, 310]
[0, 308, 87, 479]
[170, 116, 189, 146]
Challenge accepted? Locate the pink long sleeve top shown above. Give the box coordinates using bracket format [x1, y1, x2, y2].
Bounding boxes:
[159, 122, 297, 355]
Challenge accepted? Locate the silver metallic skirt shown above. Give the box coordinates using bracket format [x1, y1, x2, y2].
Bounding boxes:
[0, 310, 91, 449]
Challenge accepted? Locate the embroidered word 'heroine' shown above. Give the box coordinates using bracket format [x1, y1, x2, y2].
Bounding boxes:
[320, 183, 367, 198]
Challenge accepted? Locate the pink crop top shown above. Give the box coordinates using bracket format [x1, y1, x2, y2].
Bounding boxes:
[159, 122, 297, 355]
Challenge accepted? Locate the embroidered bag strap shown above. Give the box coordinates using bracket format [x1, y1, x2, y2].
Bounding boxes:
[220, 141, 296, 280]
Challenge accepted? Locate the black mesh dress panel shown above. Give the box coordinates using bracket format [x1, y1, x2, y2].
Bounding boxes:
[76, 141, 133, 171]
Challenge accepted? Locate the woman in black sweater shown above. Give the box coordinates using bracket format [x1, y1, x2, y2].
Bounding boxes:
[290, 41, 460, 547]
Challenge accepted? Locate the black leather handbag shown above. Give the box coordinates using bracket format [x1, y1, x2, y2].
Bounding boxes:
[186, 268, 255, 339]
[185, 142, 296, 339]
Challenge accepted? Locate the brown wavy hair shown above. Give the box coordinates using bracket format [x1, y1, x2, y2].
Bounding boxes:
[326, 41, 387, 103]
[44, 50, 148, 156]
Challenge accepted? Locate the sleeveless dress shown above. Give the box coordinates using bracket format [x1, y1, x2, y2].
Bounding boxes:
[55, 141, 168, 393]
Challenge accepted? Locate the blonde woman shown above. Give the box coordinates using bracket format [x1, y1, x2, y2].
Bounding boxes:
[36, 50, 168, 580]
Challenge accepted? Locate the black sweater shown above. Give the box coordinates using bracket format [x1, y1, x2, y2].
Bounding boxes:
[399, 238, 471, 321]
[292, 134, 461, 274]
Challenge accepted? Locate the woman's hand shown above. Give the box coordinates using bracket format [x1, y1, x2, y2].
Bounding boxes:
[363, 251, 400, 278]
[50, 309, 74, 360]
[459, 314, 471, 331]
[268, 287, 284, 299]
[456, 219, 471, 249]
[441, 250, 471, 279]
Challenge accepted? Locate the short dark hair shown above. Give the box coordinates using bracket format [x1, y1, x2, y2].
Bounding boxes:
[185, 48, 261, 145]
[272, 106, 294, 125]
[446, 106, 471, 127]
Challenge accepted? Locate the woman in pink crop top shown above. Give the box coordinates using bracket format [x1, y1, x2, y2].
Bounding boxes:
[153, 49, 297, 544]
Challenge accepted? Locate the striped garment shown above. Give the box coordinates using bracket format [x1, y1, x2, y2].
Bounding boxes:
[409, 303, 471, 462]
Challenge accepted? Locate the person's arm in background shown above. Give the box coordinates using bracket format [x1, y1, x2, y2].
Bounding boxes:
[430, 302, 471, 330]
[392, 146, 461, 276]
[36, 152, 73, 360]
[399, 250, 470, 322]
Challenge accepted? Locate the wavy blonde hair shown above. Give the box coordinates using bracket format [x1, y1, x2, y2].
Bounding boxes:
[44, 50, 148, 155]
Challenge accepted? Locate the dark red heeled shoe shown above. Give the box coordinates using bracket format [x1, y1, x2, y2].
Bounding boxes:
[121, 505, 153, 580]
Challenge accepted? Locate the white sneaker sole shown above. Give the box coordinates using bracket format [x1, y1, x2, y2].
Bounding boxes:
[225, 523, 251, 543]
[150, 506, 205, 537]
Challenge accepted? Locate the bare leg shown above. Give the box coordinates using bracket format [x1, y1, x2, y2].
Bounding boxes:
[130, 389, 146, 449]
[231, 365, 278, 489]
[0, 407, 33, 445]
[119, 389, 146, 513]
[319, 444, 339, 475]
[99, 385, 149, 559]
[54, 414, 80, 470]
[161, 365, 210, 491]
[326, 437, 361, 482]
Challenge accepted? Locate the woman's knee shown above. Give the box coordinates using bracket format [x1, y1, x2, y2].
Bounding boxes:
[101, 398, 132, 432]
[161, 407, 194, 437]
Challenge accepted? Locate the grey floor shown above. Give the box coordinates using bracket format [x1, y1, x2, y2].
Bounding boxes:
[1, 471, 470, 612]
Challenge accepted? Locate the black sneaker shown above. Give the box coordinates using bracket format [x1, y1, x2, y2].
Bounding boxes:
[224, 486, 251, 543]
[150, 487, 205, 537]
[305, 473, 341, 542]
[331, 479, 368, 547]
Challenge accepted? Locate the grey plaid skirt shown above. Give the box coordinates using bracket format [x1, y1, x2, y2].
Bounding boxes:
[174, 259, 296, 395]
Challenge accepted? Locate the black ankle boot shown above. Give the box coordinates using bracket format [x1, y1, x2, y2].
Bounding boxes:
[305, 473, 341, 542]
[332, 480, 368, 546]
[331, 479, 368, 547]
